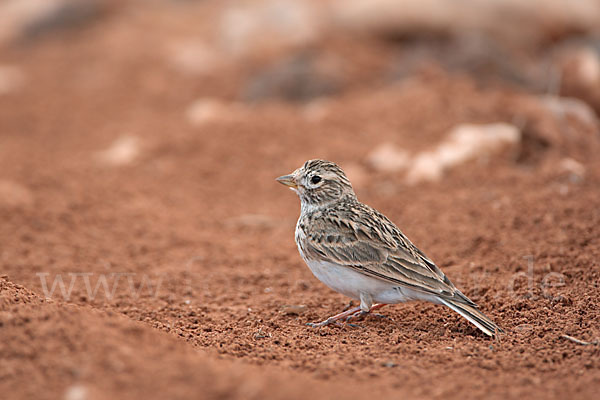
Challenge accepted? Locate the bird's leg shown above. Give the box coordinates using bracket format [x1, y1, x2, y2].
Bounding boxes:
[368, 303, 389, 319]
[307, 299, 389, 328]
[345, 303, 388, 322]
[308, 294, 373, 327]
[306, 305, 363, 327]
[370, 303, 387, 312]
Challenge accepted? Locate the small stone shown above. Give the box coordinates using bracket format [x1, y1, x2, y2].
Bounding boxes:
[564, 47, 600, 87]
[0, 180, 34, 208]
[558, 46, 600, 113]
[558, 158, 586, 180]
[63, 384, 87, 400]
[405, 152, 442, 184]
[405, 123, 520, 184]
[96, 136, 140, 167]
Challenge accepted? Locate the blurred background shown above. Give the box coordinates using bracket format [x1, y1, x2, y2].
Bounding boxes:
[1, 1, 600, 399]
[1, 0, 600, 184]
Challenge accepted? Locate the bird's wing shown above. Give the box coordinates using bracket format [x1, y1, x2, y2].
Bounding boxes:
[302, 203, 474, 304]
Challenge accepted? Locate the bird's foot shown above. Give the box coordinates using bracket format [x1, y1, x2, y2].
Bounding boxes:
[345, 303, 389, 323]
[306, 303, 389, 328]
[306, 320, 332, 328]
[306, 305, 362, 327]
[345, 310, 369, 322]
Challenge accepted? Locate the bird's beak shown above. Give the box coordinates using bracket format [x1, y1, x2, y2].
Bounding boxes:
[276, 174, 298, 189]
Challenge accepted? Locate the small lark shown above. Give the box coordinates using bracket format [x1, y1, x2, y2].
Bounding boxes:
[277, 159, 502, 336]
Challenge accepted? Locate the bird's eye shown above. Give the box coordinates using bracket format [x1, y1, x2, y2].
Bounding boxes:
[311, 175, 322, 184]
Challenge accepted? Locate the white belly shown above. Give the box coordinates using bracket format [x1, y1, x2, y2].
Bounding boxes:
[304, 258, 431, 304]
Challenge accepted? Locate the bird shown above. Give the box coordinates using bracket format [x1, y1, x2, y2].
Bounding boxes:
[276, 159, 503, 336]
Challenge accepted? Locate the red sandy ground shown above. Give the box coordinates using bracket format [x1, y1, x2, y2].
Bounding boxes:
[1, 5, 599, 400]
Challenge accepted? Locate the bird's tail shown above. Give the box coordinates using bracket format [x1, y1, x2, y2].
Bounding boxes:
[440, 298, 503, 337]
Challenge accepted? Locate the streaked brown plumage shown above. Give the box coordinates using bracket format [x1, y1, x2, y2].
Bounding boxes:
[277, 159, 502, 336]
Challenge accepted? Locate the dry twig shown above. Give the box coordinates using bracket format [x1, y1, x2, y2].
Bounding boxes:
[560, 334, 598, 346]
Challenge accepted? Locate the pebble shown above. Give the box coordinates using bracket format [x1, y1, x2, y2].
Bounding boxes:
[0, 180, 34, 208]
[405, 123, 520, 184]
[63, 384, 87, 400]
[95, 136, 140, 167]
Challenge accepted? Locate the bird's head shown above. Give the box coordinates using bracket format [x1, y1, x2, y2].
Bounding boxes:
[276, 159, 356, 208]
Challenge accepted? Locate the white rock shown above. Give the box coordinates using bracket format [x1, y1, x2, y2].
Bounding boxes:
[558, 157, 586, 178]
[0, 180, 33, 208]
[186, 99, 222, 125]
[571, 47, 600, 87]
[96, 136, 140, 167]
[367, 143, 410, 172]
[63, 384, 87, 400]
[405, 123, 520, 184]
[447, 123, 520, 158]
[405, 152, 443, 184]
